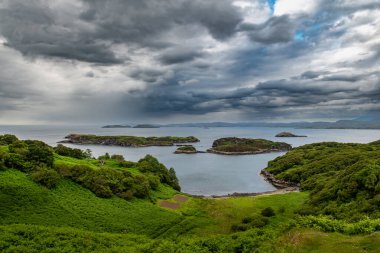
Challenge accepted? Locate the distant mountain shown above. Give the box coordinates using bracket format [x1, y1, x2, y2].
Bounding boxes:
[162, 120, 380, 129]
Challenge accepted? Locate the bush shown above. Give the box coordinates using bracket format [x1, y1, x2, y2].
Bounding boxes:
[231, 224, 249, 232]
[250, 216, 269, 228]
[31, 167, 61, 189]
[111, 154, 125, 162]
[0, 134, 18, 145]
[54, 144, 87, 159]
[242, 216, 253, 224]
[261, 207, 275, 217]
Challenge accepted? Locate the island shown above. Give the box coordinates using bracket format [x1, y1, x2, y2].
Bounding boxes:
[275, 132, 307, 137]
[102, 124, 131, 128]
[133, 124, 160, 128]
[174, 145, 198, 154]
[59, 134, 199, 147]
[207, 137, 292, 155]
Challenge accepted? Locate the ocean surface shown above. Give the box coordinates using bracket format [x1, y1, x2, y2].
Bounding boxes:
[1, 125, 380, 196]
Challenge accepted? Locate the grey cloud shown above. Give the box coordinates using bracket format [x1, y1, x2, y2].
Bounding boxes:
[129, 68, 166, 83]
[240, 15, 295, 44]
[0, 0, 242, 64]
[158, 48, 204, 65]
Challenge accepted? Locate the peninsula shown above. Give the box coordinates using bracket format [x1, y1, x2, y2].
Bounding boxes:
[59, 134, 199, 147]
[207, 137, 292, 155]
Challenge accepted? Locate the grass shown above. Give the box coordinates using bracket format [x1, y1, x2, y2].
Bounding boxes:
[0, 169, 185, 237]
[277, 229, 380, 253]
[177, 192, 309, 236]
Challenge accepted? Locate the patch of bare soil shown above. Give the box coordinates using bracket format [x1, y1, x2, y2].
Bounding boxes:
[174, 195, 188, 203]
[159, 201, 180, 210]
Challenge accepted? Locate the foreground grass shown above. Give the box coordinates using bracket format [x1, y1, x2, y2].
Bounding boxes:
[0, 169, 189, 237]
[277, 229, 380, 253]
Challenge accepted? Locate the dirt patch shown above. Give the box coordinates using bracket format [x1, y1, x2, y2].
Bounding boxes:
[174, 195, 188, 203]
[159, 201, 180, 210]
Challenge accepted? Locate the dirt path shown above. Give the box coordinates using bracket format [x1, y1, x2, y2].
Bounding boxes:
[159, 195, 189, 210]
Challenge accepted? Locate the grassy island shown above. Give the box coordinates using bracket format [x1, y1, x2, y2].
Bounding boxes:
[1, 134, 380, 252]
[60, 134, 199, 147]
[174, 145, 198, 154]
[207, 137, 292, 155]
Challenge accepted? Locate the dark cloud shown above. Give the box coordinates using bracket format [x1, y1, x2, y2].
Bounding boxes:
[158, 48, 204, 65]
[0, 0, 379, 123]
[240, 15, 295, 44]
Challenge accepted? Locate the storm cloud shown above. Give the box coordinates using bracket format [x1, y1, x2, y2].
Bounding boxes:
[0, 0, 379, 124]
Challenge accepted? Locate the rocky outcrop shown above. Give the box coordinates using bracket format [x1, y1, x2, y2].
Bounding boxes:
[275, 132, 307, 137]
[260, 169, 300, 189]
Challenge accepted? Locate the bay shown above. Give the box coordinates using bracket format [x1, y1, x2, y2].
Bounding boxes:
[1, 125, 380, 196]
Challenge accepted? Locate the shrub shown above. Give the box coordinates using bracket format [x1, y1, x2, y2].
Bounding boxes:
[261, 207, 275, 217]
[242, 216, 253, 224]
[31, 167, 61, 189]
[54, 144, 86, 159]
[0, 134, 18, 145]
[111, 154, 125, 162]
[231, 224, 249, 232]
[24, 140, 54, 167]
[250, 215, 269, 228]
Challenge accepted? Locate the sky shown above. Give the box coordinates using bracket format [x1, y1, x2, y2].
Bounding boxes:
[0, 0, 379, 124]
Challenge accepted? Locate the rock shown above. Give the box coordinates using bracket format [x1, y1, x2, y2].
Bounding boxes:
[275, 132, 307, 137]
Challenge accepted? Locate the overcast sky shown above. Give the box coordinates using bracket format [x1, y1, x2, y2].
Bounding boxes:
[0, 0, 379, 124]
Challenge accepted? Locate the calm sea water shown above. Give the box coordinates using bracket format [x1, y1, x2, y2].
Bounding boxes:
[1, 125, 380, 196]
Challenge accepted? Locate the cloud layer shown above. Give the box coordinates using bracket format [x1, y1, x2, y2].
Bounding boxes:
[0, 0, 379, 124]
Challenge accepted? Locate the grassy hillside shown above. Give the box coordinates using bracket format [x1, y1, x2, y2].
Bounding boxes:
[1, 134, 380, 252]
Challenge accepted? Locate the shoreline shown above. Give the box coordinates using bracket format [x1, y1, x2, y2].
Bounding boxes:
[190, 187, 299, 199]
[189, 169, 300, 199]
[206, 148, 289, 155]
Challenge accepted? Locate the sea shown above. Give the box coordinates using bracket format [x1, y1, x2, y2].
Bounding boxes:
[1, 125, 380, 196]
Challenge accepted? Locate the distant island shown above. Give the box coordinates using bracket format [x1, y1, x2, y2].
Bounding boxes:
[102, 124, 160, 128]
[207, 137, 291, 155]
[174, 145, 198, 154]
[161, 119, 380, 129]
[133, 124, 160, 128]
[102, 124, 131, 128]
[59, 134, 199, 147]
[275, 132, 307, 137]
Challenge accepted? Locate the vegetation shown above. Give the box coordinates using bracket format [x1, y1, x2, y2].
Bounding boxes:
[1, 134, 380, 252]
[54, 144, 91, 159]
[208, 137, 292, 154]
[61, 134, 199, 147]
[265, 141, 380, 221]
[174, 145, 197, 154]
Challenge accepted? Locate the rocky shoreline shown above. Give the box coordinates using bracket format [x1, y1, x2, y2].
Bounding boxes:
[206, 148, 289, 155]
[260, 169, 300, 188]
